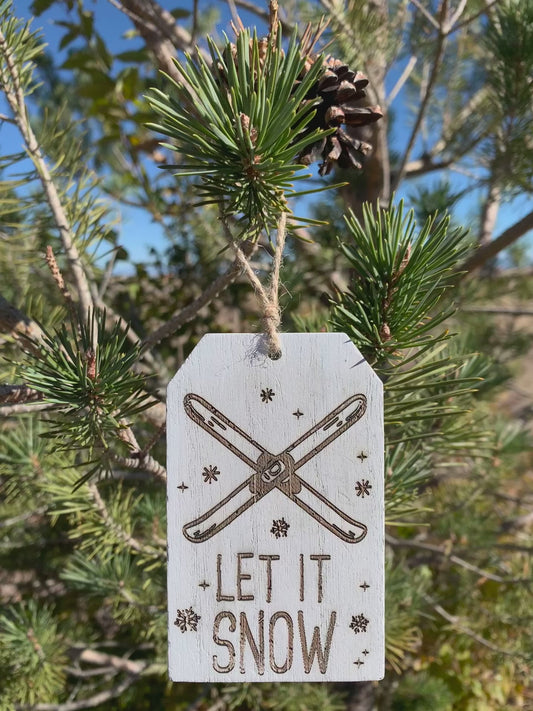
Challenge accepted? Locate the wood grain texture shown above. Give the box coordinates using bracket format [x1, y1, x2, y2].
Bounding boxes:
[167, 333, 384, 681]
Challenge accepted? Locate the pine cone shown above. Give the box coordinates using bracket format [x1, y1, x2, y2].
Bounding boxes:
[296, 58, 383, 176]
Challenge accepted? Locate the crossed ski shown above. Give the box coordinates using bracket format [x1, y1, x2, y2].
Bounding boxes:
[182, 393, 368, 544]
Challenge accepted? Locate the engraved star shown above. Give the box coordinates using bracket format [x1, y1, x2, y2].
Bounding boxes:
[357, 451, 368, 462]
[353, 658, 364, 667]
[202, 465, 220, 483]
[360, 581, 370, 591]
[199, 580, 210, 590]
[260, 387, 275, 402]
[362, 649, 369, 656]
[355, 479, 372, 497]
[177, 482, 189, 492]
[293, 409, 304, 419]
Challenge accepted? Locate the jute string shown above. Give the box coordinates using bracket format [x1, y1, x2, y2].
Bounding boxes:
[233, 212, 287, 359]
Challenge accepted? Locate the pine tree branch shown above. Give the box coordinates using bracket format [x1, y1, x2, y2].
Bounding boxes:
[0, 294, 45, 354]
[0, 28, 94, 319]
[0, 384, 42, 404]
[404, 156, 455, 177]
[425, 596, 528, 658]
[445, 0, 468, 33]
[452, 0, 498, 33]
[76, 649, 152, 674]
[386, 534, 531, 584]
[142, 247, 255, 351]
[106, 0, 197, 82]
[0, 402, 52, 416]
[16, 674, 141, 711]
[460, 210, 533, 275]
[88, 482, 164, 555]
[112, 453, 167, 483]
[462, 307, 533, 316]
[408, 0, 440, 30]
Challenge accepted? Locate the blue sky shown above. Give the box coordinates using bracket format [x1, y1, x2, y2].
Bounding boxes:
[4, 0, 532, 268]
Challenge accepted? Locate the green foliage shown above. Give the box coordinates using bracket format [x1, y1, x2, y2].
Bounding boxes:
[332, 201, 471, 362]
[220, 681, 347, 711]
[147, 27, 332, 237]
[482, 0, 533, 194]
[1, 1, 532, 710]
[0, 600, 67, 708]
[21, 310, 151, 482]
[390, 671, 455, 711]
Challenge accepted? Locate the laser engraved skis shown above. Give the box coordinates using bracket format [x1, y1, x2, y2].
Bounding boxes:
[182, 393, 368, 543]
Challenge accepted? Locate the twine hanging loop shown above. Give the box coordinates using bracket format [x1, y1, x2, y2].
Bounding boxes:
[233, 213, 287, 359]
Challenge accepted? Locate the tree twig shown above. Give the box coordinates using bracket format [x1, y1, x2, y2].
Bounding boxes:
[425, 595, 527, 658]
[387, 55, 417, 106]
[77, 649, 151, 675]
[141, 247, 255, 351]
[386, 534, 531, 584]
[112, 453, 167, 483]
[408, 0, 440, 29]
[461, 307, 533, 316]
[460, 210, 533, 275]
[16, 674, 140, 711]
[88, 482, 164, 555]
[392, 0, 448, 191]
[0, 384, 42, 404]
[0, 294, 45, 355]
[0, 28, 94, 319]
[478, 181, 501, 248]
[452, 0, 498, 33]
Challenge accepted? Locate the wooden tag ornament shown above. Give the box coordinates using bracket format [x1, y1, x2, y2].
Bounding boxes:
[167, 333, 384, 682]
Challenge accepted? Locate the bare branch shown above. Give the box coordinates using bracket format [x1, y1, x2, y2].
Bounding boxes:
[408, 0, 440, 29]
[107, 0, 200, 81]
[0, 294, 45, 356]
[386, 534, 531, 584]
[404, 156, 455, 177]
[233, 0, 296, 33]
[16, 674, 140, 711]
[88, 482, 165, 554]
[112, 453, 167, 483]
[387, 56, 417, 106]
[77, 649, 150, 675]
[461, 210, 533, 275]
[0, 402, 53, 416]
[478, 182, 501, 247]
[445, 0, 468, 32]
[0, 384, 41, 404]
[452, 0, 498, 33]
[0, 29, 94, 318]
[142, 247, 256, 351]
[425, 596, 526, 657]
[392, 0, 449, 191]
[461, 307, 533, 316]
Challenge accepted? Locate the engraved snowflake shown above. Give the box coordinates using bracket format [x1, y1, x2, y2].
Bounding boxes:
[350, 613, 369, 634]
[260, 388, 275, 402]
[174, 607, 201, 632]
[355, 479, 372, 497]
[202, 465, 220, 483]
[271, 517, 290, 538]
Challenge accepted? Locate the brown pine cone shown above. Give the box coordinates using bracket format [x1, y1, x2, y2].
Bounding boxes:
[297, 58, 383, 175]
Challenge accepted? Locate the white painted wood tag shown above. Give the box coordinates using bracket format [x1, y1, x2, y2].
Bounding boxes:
[167, 333, 384, 682]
